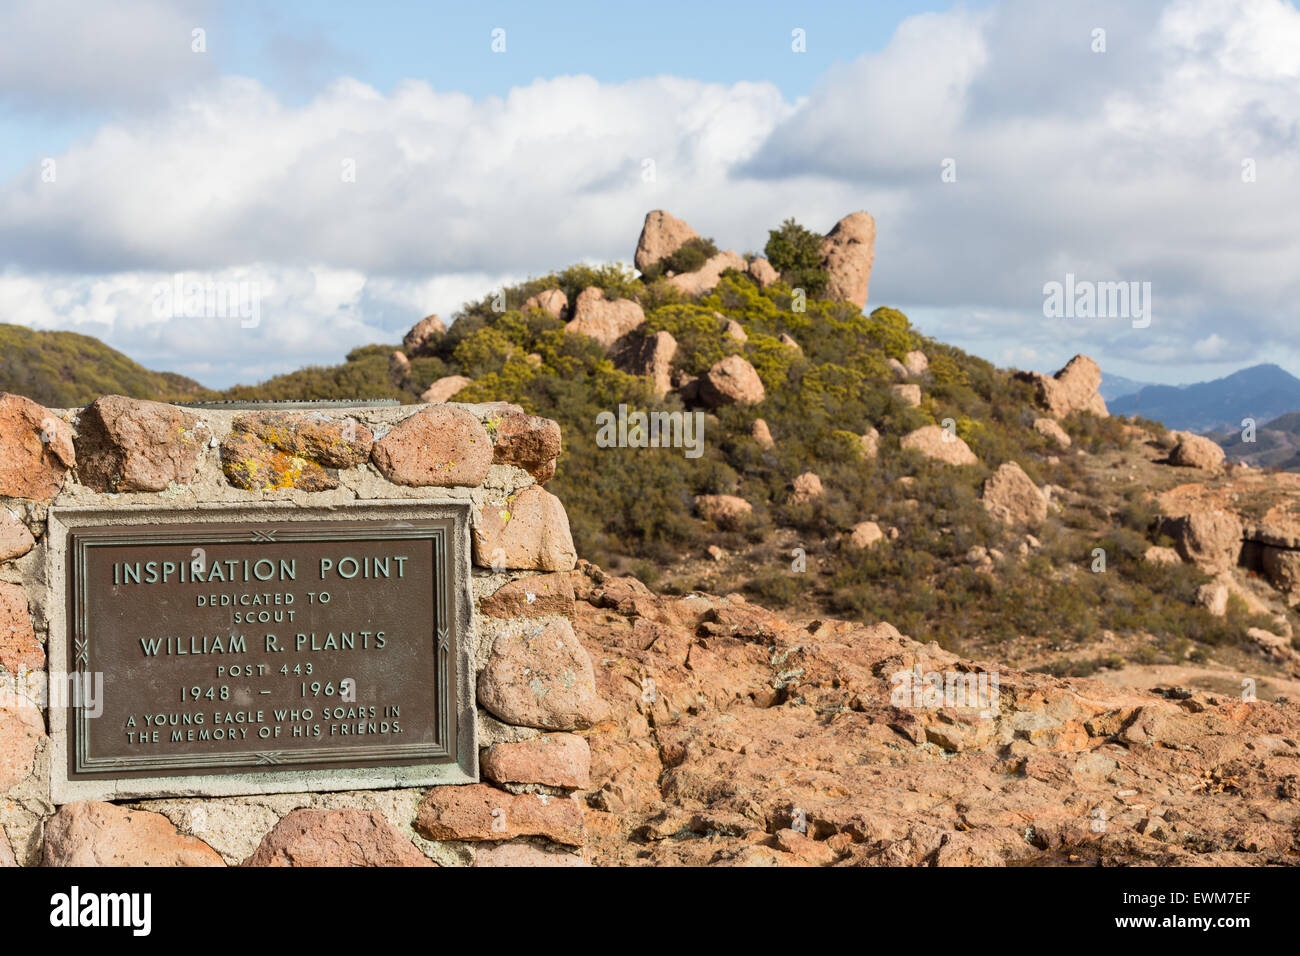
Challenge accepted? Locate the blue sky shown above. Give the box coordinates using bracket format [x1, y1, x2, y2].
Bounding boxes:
[0, 0, 1298, 390]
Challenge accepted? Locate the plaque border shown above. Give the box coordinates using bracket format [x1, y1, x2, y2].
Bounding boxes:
[47, 501, 479, 802]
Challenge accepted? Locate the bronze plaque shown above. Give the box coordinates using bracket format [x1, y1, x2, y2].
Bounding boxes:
[64, 516, 463, 783]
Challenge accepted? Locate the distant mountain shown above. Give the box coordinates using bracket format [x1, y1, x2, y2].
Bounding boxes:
[1216, 411, 1300, 471]
[1108, 363, 1300, 432]
[1098, 372, 1155, 402]
[0, 323, 212, 408]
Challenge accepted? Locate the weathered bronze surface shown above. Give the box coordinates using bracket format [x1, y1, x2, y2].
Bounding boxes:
[65, 518, 458, 779]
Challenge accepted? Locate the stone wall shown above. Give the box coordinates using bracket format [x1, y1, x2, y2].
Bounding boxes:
[0, 392, 599, 867]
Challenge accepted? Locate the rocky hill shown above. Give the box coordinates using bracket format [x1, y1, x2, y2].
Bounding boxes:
[1216, 412, 1300, 471]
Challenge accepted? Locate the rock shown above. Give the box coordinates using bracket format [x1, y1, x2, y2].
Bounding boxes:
[389, 350, 410, 380]
[0, 831, 14, 867]
[523, 288, 568, 319]
[420, 375, 474, 404]
[779, 332, 801, 351]
[1195, 581, 1229, 617]
[903, 351, 928, 376]
[1015, 355, 1108, 419]
[890, 384, 922, 407]
[244, 809, 433, 867]
[846, 521, 884, 550]
[232, 411, 372, 467]
[74, 395, 206, 492]
[415, 785, 585, 845]
[900, 425, 978, 466]
[614, 331, 677, 398]
[473, 485, 578, 572]
[43, 802, 225, 866]
[667, 250, 747, 297]
[1248, 627, 1291, 656]
[473, 842, 588, 867]
[790, 471, 823, 504]
[707, 545, 725, 561]
[694, 494, 753, 530]
[634, 210, 700, 273]
[220, 431, 337, 492]
[1033, 418, 1072, 449]
[819, 212, 876, 309]
[0, 393, 74, 500]
[0, 582, 42, 678]
[860, 427, 880, 459]
[1158, 511, 1243, 574]
[481, 734, 591, 789]
[888, 357, 909, 380]
[724, 319, 748, 343]
[480, 573, 576, 619]
[371, 404, 493, 488]
[748, 257, 779, 288]
[1261, 547, 1300, 600]
[699, 355, 765, 408]
[565, 287, 645, 349]
[478, 617, 601, 730]
[751, 418, 774, 449]
[492, 412, 561, 482]
[0, 511, 34, 562]
[1143, 546, 1182, 566]
[1170, 434, 1225, 470]
[0, 703, 43, 790]
[403, 314, 446, 354]
[982, 462, 1048, 527]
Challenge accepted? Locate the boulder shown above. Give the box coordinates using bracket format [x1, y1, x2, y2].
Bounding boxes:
[1261, 547, 1300, 601]
[1015, 355, 1108, 419]
[232, 411, 372, 467]
[667, 250, 747, 297]
[1033, 418, 1072, 449]
[1143, 546, 1182, 566]
[389, 350, 411, 380]
[888, 358, 909, 380]
[523, 288, 568, 320]
[473, 485, 578, 572]
[565, 287, 646, 349]
[480, 572, 576, 619]
[699, 355, 765, 408]
[478, 618, 602, 730]
[748, 257, 779, 288]
[790, 471, 823, 504]
[903, 351, 929, 376]
[751, 418, 774, 449]
[694, 494, 753, 530]
[0, 394, 74, 500]
[220, 431, 337, 492]
[0, 582, 42, 678]
[75, 395, 206, 493]
[492, 412, 561, 483]
[244, 809, 433, 867]
[846, 521, 885, 550]
[1170, 434, 1225, 470]
[0, 703, 43, 790]
[1158, 511, 1243, 574]
[819, 212, 876, 309]
[420, 375, 474, 404]
[779, 332, 801, 351]
[860, 427, 880, 460]
[982, 462, 1048, 527]
[614, 331, 677, 398]
[724, 319, 748, 343]
[43, 802, 224, 866]
[890, 384, 922, 407]
[1195, 581, 1230, 617]
[403, 314, 446, 354]
[481, 734, 591, 789]
[900, 425, 978, 466]
[634, 210, 700, 273]
[371, 404, 493, 488]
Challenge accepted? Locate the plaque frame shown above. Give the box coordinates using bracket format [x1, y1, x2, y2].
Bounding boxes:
[47, 501, 479, 802]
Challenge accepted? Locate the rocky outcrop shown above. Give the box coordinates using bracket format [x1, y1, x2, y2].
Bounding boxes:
[1170, 433, 1226, 470]
[403, 314, 446, 354]
[667, 250, 746, 297]
[900, 425, 978, 466]
[614, 331, 677, 398]
[699, 355, 765, 408]
[634, 210, 699, 273]
[982, 462, 1048, 527]
[819, 212, 876, 309]
[748, 257, 779, 287]
[523, 288, 568, 320]
[1034, 417, 1072, 449]
[1016, 355, 1108, 419]
[1157, 510, 1243, 574]
[565, 287, 645, 349]
[695, 494, 753, 529]
[420, 375, 474, 404]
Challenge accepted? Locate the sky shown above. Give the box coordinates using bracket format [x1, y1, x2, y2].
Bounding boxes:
[0, 0, 1297, 389]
